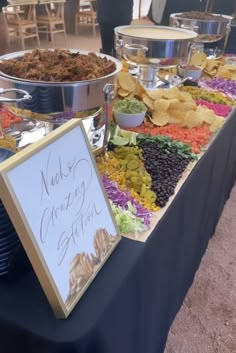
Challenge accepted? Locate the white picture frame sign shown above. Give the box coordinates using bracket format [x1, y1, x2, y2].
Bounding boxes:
[0, 119, 120, 318]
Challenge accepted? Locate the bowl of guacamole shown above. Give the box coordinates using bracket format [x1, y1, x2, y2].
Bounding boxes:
[114, 98, 146, 128]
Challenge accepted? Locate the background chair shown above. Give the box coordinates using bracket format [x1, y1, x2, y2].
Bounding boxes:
[75, 0, 98, 37]
[36, 0, 67, 48]
[5, 0, 40, 50]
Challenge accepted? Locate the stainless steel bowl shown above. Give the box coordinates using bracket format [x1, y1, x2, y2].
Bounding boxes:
[0, 49, 122, 153]
[115, 25, 198, 67]
[169, 13, 233, 43]
[6, 108, 107, 154]
[0, 49, 122, 113]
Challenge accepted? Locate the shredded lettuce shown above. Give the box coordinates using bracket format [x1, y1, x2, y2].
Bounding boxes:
[102, 175, 151, 227]
[110, 201, 148, 238]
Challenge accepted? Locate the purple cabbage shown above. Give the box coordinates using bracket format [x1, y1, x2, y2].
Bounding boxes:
[198, 78, 236, 100]
[102, 175, 151, 227]
[50, 111, 75, 121]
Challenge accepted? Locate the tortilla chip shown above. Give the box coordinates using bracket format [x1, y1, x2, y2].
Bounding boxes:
[117, 88, 130, 97]
[168, 109, 186, 126]
[209, 117, 224, 132]
[231, 72, 236, 80]
[205, 68, 218, 77]
[162, 87, 180, 99]
[153, 98, 170, 112]
[145, 89, 165, 100]
[134, 81, 146, 97]
[178, 101, 197, 112]
[168, 98, 181, 109]
[196, 106, 215, 124]
[206, 59, 219, 71]
[216, 66, 233, 79]
[224, 64, 236, 71]
[0, 136, 16, 151]
[177, 91, 193, 102]
[142, 93, 154, 111]
[185, 111, 202, 128]
[118, 72, 136, 92]
[190, 52, 207, 68]
[150, 110, 170, 126]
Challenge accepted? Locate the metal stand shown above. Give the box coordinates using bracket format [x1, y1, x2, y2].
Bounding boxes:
[204, 0, 232, 57]
[102, 83, 115, 152]
[222, 24, 232, 55]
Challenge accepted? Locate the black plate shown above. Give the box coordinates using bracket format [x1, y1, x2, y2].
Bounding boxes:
[0, 243, 21, 261]
[0, 222, 15, 235]
[0, 229, 18, 243]
[0, 236, 20, 253]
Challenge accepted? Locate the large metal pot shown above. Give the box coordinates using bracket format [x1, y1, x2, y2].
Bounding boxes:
[169, 13, 233, 43]
[0, 49, 122, 113]
[115, 25, 198, 67]
[0, 49, 122, 152]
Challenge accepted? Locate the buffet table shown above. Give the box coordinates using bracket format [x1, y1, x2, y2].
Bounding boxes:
[0, 105, 235, 352]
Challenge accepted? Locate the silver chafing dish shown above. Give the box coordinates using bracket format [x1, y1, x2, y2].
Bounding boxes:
[115, 25, 198, 67]
[169, 12, 233, 58]
[114, 25, 197, 88]
[0, 49, 122, 152]
[169, 12, 233, 43]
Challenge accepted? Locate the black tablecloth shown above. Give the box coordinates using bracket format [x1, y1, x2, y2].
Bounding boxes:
[1, 109, 236, 353]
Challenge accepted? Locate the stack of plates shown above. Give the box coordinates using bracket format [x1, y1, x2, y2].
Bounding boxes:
[0, 147, 20, 277]
[0, 201, 21, 276]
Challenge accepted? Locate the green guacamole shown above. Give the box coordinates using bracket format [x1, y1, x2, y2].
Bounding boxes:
[114, 98, 146, 114]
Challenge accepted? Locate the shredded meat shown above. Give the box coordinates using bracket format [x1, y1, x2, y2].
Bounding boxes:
[178, 11, 226, 21]
[0, 49, 117, 82]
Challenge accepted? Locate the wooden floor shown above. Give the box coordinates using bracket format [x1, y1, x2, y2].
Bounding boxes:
[8, 30, 101, 53]
[7, 18, 153, 54]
